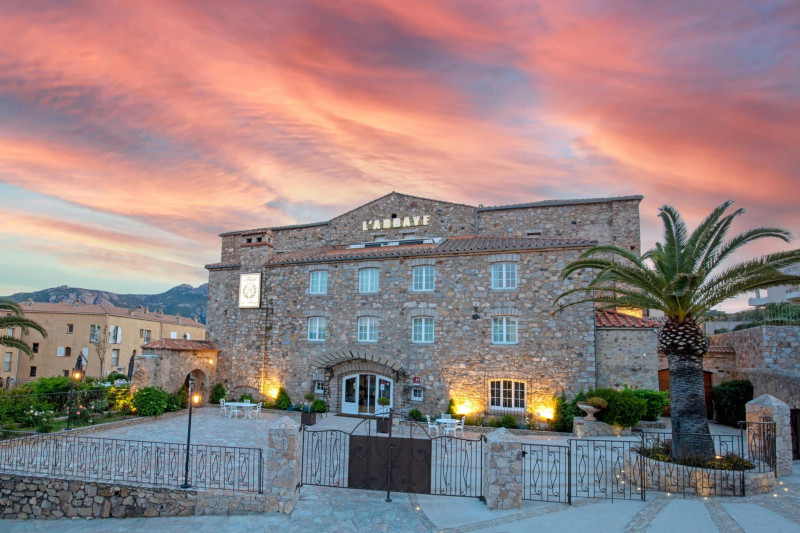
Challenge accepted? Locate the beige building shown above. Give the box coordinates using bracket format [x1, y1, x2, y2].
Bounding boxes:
[1, 302, 205, 386]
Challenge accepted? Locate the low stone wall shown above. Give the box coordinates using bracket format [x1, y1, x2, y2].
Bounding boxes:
[573, 417, 632, 438]
[735, 369, 800, 409]
[0, 474, 271, 519]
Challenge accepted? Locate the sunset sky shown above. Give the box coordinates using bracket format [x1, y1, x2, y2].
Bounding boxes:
[1, 1, 798, 310]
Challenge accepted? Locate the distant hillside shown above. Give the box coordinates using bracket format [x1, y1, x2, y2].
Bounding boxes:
[3, 284, 208, 324]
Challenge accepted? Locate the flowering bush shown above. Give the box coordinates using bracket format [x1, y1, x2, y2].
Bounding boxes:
[120, 402, 135, 416]
[91, 399, 109, 413]
[22, 408, 56, 433]
[73, 404, 90, 423]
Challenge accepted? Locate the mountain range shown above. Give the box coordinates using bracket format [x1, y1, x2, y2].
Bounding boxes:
[3, 284, 209, 324]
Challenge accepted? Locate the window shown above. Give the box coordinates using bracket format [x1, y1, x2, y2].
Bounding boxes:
[57, 346, 65, 357]
[170, 331, 178, 339]
[62, 370, 69, 377]
[412, 266, 435, 292]
[411, 388, 424, 402]
[29, 367, 37, 377]
[313, 381, 326, 395]
[411, 317, 434, 343]
[32, 343, 39, 354]
[67, 324, 74, 334]
[309, 270, 328, 294]
[143, 330, 151, 343]
[183, 333, 191, 340]
[357, 317, 378, 342]
[307, 317, 327, 341]
[65, 347, 71, 357]
[3, 352, 10, 372]
[492, 317, 518, 344]
[6, 328, 12, 337]
[109, 326, 122, 344]
[491, 263, 517, 290]
[490, 380, 526, 410]
[111, 349, 119, 367]
[139, 329, 144, 338]
[90, 325, 101, 343]
[359, 268, 379, 293]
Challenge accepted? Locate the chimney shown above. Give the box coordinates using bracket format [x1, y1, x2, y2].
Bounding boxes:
[27, 298, 34, 305]
[176, 313, 182, 325]
[145, 307, 149, 313]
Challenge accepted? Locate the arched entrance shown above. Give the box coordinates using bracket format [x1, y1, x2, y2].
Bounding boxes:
[184, 369, 208, 403]
[341, 373, 393, 415]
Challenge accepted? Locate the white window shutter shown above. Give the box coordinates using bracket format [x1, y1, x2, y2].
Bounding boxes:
[82, 348, 88, 357]
[117, 327, 122, 344]
[57, 347, 65, 357]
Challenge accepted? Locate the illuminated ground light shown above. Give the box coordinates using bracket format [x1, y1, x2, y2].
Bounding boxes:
[536, 406, 554, 420]
[455, 401, 474, 415]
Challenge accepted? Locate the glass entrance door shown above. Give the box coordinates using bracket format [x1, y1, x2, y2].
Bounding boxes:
[341, 373, 393, 415]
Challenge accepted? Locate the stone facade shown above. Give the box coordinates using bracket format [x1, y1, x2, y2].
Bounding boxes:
[746, 394, 792, 476]
[132, 341, 219, 401]
[263, 417, 301, 513]
[595, 328, 658, 389]
[206, 192, 644, 419]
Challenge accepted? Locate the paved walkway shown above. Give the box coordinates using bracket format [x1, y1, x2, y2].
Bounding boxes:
[4, 462, 799, 532]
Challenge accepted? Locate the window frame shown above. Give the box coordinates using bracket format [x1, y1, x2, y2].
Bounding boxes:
[29, 366, 37, 378]
[307, 317, 327, 342]
[491, 262, 518, 290]
[412, 265, 435, 292]
[358, 268, 379, 294]
[309, 270, 329, 295]
[489, 379, 526, 410]
[411, 317, 434, 343]
[3, 352, 11, 372]
[67, 324, 74, 334]
[111, 349, 119, 368]
[357, 316, 378, 342]
[90, 325, 101, 344]
[491, 316, 518, 344]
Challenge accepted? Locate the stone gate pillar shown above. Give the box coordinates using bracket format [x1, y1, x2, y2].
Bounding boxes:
[746, 394, 792, 476]
[264, 417, 302, 513]
[483, 428, 523, 509]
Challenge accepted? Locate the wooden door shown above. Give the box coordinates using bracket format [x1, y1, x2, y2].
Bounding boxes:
[657, 368, 714, 419]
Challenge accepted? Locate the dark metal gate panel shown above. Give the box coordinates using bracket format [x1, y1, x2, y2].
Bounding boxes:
[570, 439, 645, 501]
[301, 429, 349, 488]
[430, 435, 484, 498]
[791, 409, 800, 460]
[347, 435, 432, 493]
[521, 443, 570, 503]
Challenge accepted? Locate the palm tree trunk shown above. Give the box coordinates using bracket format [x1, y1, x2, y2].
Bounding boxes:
[667, 349, 715, 459]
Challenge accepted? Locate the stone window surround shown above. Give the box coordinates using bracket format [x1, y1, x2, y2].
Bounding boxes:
[307, 316, 327, 342]
[491, 315, 519, 345]
[488, 378, 527, 411]
[358, 263, 380, 294]
[411, 265, 435, 292]
[411, 316, 434, 344]
[357, 316, 379, 343]
[308, 269, 329, 295]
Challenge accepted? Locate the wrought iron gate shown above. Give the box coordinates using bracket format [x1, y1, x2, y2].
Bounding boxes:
[300, 416, 484, 499]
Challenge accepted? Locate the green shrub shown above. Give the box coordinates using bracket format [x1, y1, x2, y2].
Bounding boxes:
[131, 387, 169, 416]
[602, 389, 646, 427]
[631, 390, 669, 421]
[500, 415, 517, 428]
[165, 393, 182, 413]
[90, 399, 109, 413]
[107, 386, 131, 410]
[548, 391, 586, 432]
[33, 410, 56, 433]
[106, 372, 129, 382]
[712, 380, 754, 427]
[0, 389, 50, 425]
[73, 402, 91, 423]
[275, 388, 291, 410]
[210, 383, 226, 405]
[445, 398, 456, 416]
[464, 416, 481, 426]
[238, 393, 254, 403]
[488, 417, 502, 428]
[311, 399, 327, 413]
[177, 386, 188, 409]
[408, 408, 422, 421]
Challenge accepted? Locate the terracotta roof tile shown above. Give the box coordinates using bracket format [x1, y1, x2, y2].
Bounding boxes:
[15, 302, 204, 327]
[141, 339, 218, 351]
[267, 236, 594, 266]
[595, 310, 660, 328]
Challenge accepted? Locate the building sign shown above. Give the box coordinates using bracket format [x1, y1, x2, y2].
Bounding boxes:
[412, 376, 421, 384]
[362, 215, 430, 231]
[238, 273, 261, 308]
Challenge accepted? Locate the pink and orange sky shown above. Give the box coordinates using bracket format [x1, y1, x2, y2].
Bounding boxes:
[1, 1, 798, 310]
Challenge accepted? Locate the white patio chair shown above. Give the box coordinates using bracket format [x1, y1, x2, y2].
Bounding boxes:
[250, 402, 262, 419]
[426, 415, 439, 437]
[455, 416, 466, 438]
[227, 403, 242, 419]
[441, 413, 451, 419]
[219, 399, 228, 417]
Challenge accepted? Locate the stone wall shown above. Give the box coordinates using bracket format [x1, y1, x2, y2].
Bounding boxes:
[483, 428, 522, 509]
[595, 328, 658, 389]
[0, 474, 272, 519]
[132, 348, 218, 401]
[711, 325, 800, 372]
[746, 394, 792, 476]
[734, 369, 800, 409]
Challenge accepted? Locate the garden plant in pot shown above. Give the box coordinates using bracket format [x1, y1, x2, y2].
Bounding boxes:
[301, 393, 317, 426]
[576, 396, 608, 422]
[376, 396, 391, 433]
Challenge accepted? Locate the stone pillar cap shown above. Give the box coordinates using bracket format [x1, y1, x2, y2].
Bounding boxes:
[746, 394, 789, 408]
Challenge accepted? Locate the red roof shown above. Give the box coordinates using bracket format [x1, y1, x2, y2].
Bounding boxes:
[141, 339, 218, 351]
[595, 310, 660, 328]
[267, 235, 595, 266]
[13, 302, 204, 327]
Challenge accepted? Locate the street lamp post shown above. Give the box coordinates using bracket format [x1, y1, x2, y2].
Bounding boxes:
[181, 374, 195, 489]
[65, 368, 84, 430]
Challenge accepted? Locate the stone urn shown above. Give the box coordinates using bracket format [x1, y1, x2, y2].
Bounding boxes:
[577, 403, 600, 422]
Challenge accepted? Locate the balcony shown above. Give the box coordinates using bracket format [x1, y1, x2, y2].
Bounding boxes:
[748, 296, 770, 307]
[787, 289, 800, 303]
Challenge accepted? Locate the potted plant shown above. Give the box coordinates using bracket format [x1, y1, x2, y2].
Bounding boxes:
[576, 396, 608, 422]
[376, 397, 391, 433]
[301, 392, 317, 426]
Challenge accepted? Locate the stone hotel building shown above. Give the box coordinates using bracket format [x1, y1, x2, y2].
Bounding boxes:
[205, 192, 659, 419]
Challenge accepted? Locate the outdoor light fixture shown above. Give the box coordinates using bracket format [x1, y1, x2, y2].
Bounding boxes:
[181, 374, 196, 489]
[193, 394, 200, 404]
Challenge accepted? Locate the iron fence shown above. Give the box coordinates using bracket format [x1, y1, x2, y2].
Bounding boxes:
[521, 442, 570, 503]
[430, 434, 484, 498]
[0, 432, 263, 493]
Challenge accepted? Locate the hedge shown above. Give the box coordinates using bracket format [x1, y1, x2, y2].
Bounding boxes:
[712, 380, 753, 427]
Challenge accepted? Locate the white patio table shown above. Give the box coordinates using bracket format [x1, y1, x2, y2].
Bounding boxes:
[225, 402, 258, 419]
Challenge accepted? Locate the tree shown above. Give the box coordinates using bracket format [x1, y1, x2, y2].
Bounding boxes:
[0, 298, 48, 358]
[554, 201, 800, 458]
[94, 324, 110, 378]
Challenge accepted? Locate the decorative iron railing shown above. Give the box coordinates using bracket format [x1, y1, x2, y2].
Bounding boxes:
[0, 432, 263, 493]
[521, 442, 570, 503]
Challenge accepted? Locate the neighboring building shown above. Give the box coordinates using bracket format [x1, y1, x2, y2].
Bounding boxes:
[0, 302, 205, 386]
[200, 192, 651, 420]
[749, 265, 800, 306]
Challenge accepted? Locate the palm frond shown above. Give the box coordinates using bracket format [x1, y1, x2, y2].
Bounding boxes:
[0, 316, 48, 338]
[0, 335, 34, 358]
[0, 298, 24, 316]
[703, 227, 793, 273]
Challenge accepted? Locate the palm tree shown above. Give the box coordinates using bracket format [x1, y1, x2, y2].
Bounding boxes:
[554, 201, 800, 458]
[0, 298, 48, 358]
